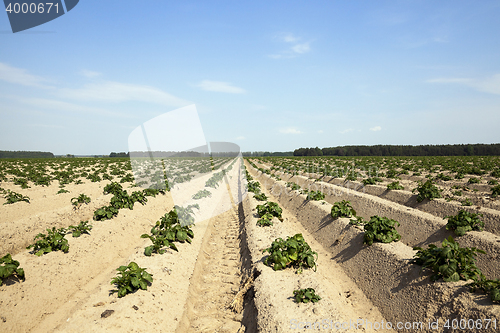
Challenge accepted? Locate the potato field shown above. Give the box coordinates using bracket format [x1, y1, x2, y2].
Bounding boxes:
[1, 155, 499, 332]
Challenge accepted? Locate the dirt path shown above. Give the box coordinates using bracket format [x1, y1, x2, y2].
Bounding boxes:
[175, 207, 246, 332]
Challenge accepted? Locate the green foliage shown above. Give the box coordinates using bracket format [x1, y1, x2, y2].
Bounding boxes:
[93, 205, 119, 221]
[306, 190, 325, 201]
[362, 177, 382, 185]
[257, 202, 283, 221]
[445, 210, 484, 236]
[68, 220, 93, 237]
[14, 177, 29, 189]
[487, 179, 498, 186]
[287, 182, 301, 191]
[349, 216, 366, 226]
[247, 181, 261, 193]
[452, 190, 462, 196]
[461, 199, 473, 206]
[263, 234, 317, 273]
[491, 185, 500, 198]
[57, 188, 70, 194]
[174, 204, 199, 226]
[387, 181, 404, 190]
[363, 216, 401, 246]
[141, 209, 194, 256]
[469, 278, 500, 304]
[0, 254, 25, 286]
[412, 180, 442, 202]
[71, 193, 91, 206]
[468, 177, 481, 184]
[3, 190, 30, 204]
[330, 200, 356, 219]
[254, 192, 267, 201]
[293, 288, 321, 303]
[27, 227, 69, 256]
[412, 236, 485, 282]
[110, 262, 153, 298]
[256, 212, 274, 227]
[120, 173, 135, 183]
[192, 189, 211, 200]
[435, 173, 452, 181]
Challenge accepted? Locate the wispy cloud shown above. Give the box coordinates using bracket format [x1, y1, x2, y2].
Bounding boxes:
[269, 33, 312, 59]
[235, 136, 245, 140]
[197, 80, 246, 94]
[282, 33, 299, 43]
[80, 69, 102, 78]
[58, 81, 191, 106]
[370, 126, 382, 131]
[15, 97, 135, 118]
[427, 74, 500, 95]
[317, 130, 324, 134]
[292, 43, 310, 54]
[0, 62, 51, 87]
[340, 128, 354, 134]
[279, 127, 302, 134]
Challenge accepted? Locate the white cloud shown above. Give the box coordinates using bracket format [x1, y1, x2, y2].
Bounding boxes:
[282, 33, 299, 43]
[318, 130, 324, 134]
[370, 126, 382, 131]
[235, 136, 245, 140]
[0, 62, 51, 87]
[16, 97, 134, 118]
[279, 127, 302, 134]
[270, 33, 312, 59]
[340, 128, 354, 134]
[292, 43, 310, 54]
[197, 80, 246, 94]
[428, 74, 500, 95]
[58, 81, 191, 106]
[80, 70, 102, 78]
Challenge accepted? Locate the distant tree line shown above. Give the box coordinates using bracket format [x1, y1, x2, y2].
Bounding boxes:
[109, 152, 130, 158]
[293, 144, 500, 157]
[0, 151, 54, 158]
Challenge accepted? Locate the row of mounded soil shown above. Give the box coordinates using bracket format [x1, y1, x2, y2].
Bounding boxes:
[251, 160, 500, 236]
[246, 162, 500, 332]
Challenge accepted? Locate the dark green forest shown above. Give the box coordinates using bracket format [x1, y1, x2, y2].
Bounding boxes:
[293, 144, 500, 157]
[0, 151, 55, 158]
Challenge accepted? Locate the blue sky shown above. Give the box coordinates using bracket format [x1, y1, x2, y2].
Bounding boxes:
[1, 0, 500, 155]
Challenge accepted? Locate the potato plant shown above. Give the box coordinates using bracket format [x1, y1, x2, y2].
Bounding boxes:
[141, 209, 194, 256]
[192, 189, 211, 200]
[253, 192, 267, 201]
[413, 180, 442, 202]
[412, 236, 485, 282]
[469, 278, 500, 304]
[256, 212, 274, 227]
[363, 216, 401, 246]
[110, 262, 153, 298]
[263, 234, 317, 273]
[71, 193, 91, 207]
[27, 227, 69, 256]
[387, 181, 404, 190]
[445, 210, 484, 236]
[293, 288, 321, 303]
[330, 200, 356, 219]
[3, 190, 30, 204]
[0, 253, 25, 286]
[68, 220, 93, 237]
[257, 202, 283, 221]
[306, 190, 325, 201]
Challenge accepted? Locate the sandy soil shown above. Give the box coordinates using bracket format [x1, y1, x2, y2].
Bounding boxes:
[2, 156, 499, 333]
